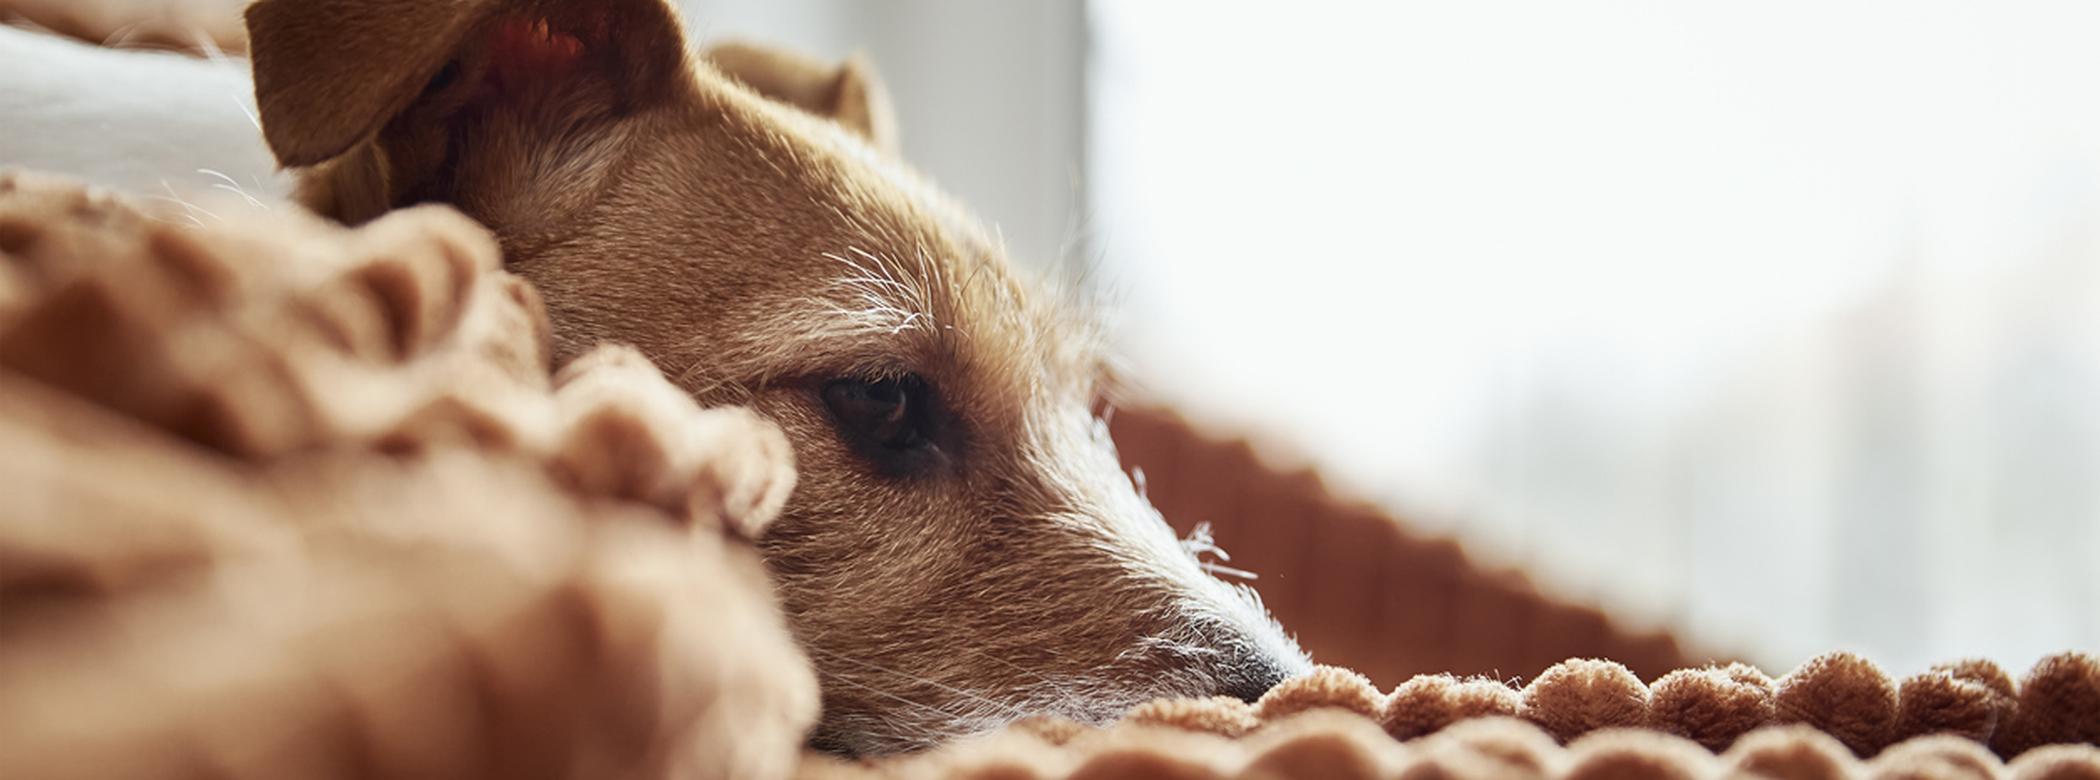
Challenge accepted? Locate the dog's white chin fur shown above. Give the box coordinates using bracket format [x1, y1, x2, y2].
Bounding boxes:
[0, 25, 287, 208]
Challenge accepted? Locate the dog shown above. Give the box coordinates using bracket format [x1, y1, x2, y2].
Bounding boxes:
[1, 0, 1311, 754]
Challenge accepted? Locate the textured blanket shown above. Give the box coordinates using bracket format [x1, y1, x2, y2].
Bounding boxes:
[0, 170, 815, 779]
[816, 654, 2100, 779]
[1, 170, 2094, 779]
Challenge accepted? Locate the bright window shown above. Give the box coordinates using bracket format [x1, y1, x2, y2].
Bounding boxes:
[1090, 1, 2100, 673]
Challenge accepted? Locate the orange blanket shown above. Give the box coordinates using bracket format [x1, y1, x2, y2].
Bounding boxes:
[812, 653, 2098, 778]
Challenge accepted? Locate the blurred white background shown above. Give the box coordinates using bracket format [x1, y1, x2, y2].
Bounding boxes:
[678, 0, 1086, 272]
[688, 1, 2100, 676]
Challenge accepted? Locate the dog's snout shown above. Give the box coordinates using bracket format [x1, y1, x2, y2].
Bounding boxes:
[1218, 652, 1298, 704]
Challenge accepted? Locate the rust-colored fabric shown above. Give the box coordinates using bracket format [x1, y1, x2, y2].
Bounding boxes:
[1109, 406, 1700, 685]
[807, 721, 2100, 779]
[821, 653, 2100, 779]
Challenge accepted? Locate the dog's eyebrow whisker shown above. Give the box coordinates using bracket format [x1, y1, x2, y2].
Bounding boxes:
[816, 246, 944, 339]
[837, 274, 913, 294]
[914, 242, 948, 309]
[962, 259, 1002, 308]
[822, 249, 892, 285]
[843, 245, 891, 273]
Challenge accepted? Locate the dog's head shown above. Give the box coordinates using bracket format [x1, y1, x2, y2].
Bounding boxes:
[245, 0, 1308, 754]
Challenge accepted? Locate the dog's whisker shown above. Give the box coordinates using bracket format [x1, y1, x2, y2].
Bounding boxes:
[819, 247, 941, 338]
[149, 184, 218, 225]
[194, 29, 228, 65]
[99, 19, 148, 50]
[197, 169, 267, 210]
[1180, 521, 1253, 579]
[229, 94, 262, 132]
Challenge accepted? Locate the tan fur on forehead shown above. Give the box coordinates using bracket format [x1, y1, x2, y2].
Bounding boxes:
[598, 71, 1106, 402]
[689, 229, 1105, 401]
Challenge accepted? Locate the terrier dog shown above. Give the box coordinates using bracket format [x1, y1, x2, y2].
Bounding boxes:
[2, 0, 1310, 754]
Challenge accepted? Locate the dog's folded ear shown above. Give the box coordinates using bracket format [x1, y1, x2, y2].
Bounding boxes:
[704, 41, 900, 155]
[246, 0, 689, 219]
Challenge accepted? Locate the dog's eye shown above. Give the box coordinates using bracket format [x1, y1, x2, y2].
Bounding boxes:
[821, 374, 943, 472]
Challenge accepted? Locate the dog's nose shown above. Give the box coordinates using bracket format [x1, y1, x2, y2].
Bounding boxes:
[1218, 654, 1298, 704]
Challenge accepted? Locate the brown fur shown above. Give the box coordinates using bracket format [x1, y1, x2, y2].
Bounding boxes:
[232, 0, 1309, 753]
